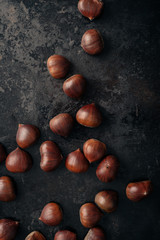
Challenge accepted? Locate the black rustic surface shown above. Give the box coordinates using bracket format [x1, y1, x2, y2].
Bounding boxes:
[0, 0, 160, 239]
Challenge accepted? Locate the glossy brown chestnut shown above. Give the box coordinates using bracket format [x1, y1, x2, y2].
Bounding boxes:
[16, 124, 40, 149]
[81, 29, 104, 55]
[0, 219, 19, 240]
[47, 55, 70, 79]
[96, 155, 119, 183]
[54, 230, 77, 240]
[63, 74, 86, 99]
[65, 148, 89, 173]
[39, 202, 63, 226]
[95, 190, 118, 213]
[83, 139, 107, 163]
[49, 113, 74, 137]
[126, 180, 152, 202]
[80, 203, 102, 228]
[76, 103, 102, 128]
[84, 227, 106, 240]
[78, 0, 104, 20]
[0, 143, 6, 163]
[25, 231, 46, 240]
[40, 141, 63, 172]
[6, 147, 32, 173]
[0, 176, 16, 202]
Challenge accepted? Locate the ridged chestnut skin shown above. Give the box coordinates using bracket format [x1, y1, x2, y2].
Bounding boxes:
[76, 103, 102, 128]
[126, 180, 153, 202]
[16, 124, 40, 149]
[40, 141, 63, 172]
[84, 227, 106, 240]
[39, 202, 63, 226]
[96, 155, 119, 183]
[80, 203, 102, 228]
[0, 143, 6, 163]
[25, 231, 46, 240]
[54, 230, 77, 240]
[0, 219, 19, 240]
[49, 113, 74, 137]
[81, 29, 104, 55]
[65, 148, 89, 173]
[83, 139, 107, 163]
[95, 190, 118, 213]
[0, 176, 16, 202]
[47, 55, 70, 79]
[63, 74, 86, 99]
[6, 147, 32, 173]
[78, 0, 104, 20]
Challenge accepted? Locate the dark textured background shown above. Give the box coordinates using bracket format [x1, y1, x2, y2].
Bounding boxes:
[0, 0, 160, 239]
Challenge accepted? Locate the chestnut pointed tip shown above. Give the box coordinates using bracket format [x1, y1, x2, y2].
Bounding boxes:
[39, 217, 42, 221]
[15, 221, 19, 225]
[18, 124, 23, 128]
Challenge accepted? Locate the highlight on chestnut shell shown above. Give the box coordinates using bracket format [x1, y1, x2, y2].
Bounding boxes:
[79, 203, 102, 228]
[47, 55, 70, 79]
[49, 113, 74, 137]
[81, 29, 104, 55]
[95, 190, 118, 213]
[25, 231, 46, 240]
[0, 176, 16, 202]
[63, 74, 86, 99]
[0, 218, 19, 240]
[96, 155, 119, 183]
[126, 180, 153, 202]
[40, 141, 63, 172]
[83, 138, 107, 163]
[6, 147, 32, 173]
[16, 124, 40, 149]
[76, 103, 102, 128]
[65, 148, 89, 173]
[84, 227, 106, 240]
[0, 143, 6, 163]
[54, 230, 77, 240]
[78, 0, 104, 20]
[39, 202, 63, 226]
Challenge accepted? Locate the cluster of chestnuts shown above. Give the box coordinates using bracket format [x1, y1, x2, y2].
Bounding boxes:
[0, 0, 153, 240]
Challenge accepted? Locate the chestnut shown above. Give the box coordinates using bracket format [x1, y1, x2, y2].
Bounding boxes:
[126, 180, 152, 202]
[39, 202, 63, 226]
[78, 0, 104, 20]
[84, 227, 106, 240]
[76, 103, 102, 127]
[96, 155, 119, 183]
[65, 148, 89, 173]
[0, 219, 19, 240]
[16, 124, 40, 149]
[40, 141, 63, 172]
[83, 139, 107, 163]
[0, 143, 6, 162]
[80, 203, 102, 228]
[47, 55, 70, 79]
[25, 231, 46, 240]
[95, 190, 118, 213]
[54, 230, 77, 240]
[81, 29, 104, 55]
[49, 113, 74, 137]
[6, 147, 32, 173]
[0, 176, 16, 202]
[63, 74, 86, 99]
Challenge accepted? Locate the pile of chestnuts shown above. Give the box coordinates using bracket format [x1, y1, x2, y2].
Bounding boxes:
[0, 0, 153, 239]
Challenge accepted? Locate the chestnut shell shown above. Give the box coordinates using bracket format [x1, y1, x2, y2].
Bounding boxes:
[76, 103, 102, 128]
[54, 230, 77, 240]
[81, 29, 104, 55]
[0, 176, 16, 202]
[16, 124, 40, 149]
[95, 190, 118, 213]
[78, 0, 104, 20]
[96, 155, 119, 183]
[0, 219, 19, 240]
[84, 227, 106, 240]
[126, 180, 153, 202]
[25, 231, 46, 240]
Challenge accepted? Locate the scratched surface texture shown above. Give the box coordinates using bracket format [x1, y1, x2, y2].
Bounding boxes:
[0, 0, 160, 239]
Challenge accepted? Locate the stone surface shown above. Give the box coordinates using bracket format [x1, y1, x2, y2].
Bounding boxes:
[0, 0, 160, 239]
